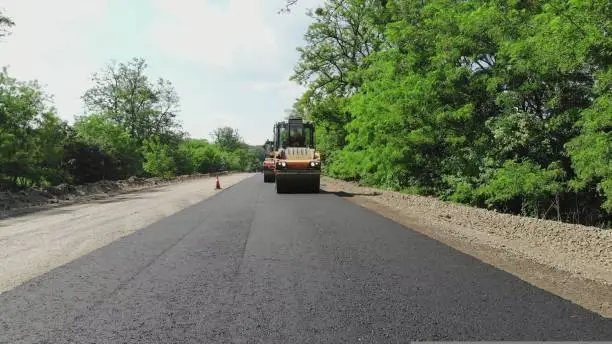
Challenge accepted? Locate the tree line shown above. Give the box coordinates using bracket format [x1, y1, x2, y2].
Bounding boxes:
[0, 12, 263, 191]
[290, 0, 611, 227]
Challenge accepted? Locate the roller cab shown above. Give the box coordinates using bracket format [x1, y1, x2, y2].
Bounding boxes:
[272, 118, 321, 193]
[263, 158, 276, 183]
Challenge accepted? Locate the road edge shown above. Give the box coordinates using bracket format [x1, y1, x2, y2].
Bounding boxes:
[0, 172, 239, 220]
[326, 187, 612, 319]
[0, 173, 255, 295]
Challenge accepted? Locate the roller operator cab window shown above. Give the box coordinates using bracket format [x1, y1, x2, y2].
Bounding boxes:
[303, 126, 314, 148]
[289, 125, 305, 147]
[276, 123, 315, 149]
[278, 125, 289, 149]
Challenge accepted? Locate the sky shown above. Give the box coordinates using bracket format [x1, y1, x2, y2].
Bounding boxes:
[0, 0, 322, 145]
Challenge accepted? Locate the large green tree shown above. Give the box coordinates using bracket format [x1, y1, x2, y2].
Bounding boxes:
[71, 113, 143, 179]
[0, 69, 70, 189]
[82, 58, 182, 145]
[211, 126, 244, 152]
[292, 0, 612, 226]
[1, 15, 259, 189]
[291, 0, 389, 162]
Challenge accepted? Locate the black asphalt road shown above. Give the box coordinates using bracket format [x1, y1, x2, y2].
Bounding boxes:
[1, 175, 612, 343]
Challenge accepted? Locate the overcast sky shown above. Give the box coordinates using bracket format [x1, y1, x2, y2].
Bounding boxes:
[0, 0, 321, 145]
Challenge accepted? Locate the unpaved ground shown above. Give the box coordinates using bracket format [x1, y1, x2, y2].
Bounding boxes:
[0, 173, 253, 294]
[0, 173, 229, 219]
[321, 176, 612, 318]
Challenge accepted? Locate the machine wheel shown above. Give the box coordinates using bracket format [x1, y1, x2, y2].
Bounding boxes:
[312, 178, 320, 193]
[264, 174, 271, 183]
[275, 178, 285, 193]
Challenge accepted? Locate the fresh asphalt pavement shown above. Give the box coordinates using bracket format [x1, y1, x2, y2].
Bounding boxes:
[1, 174, 612, 343]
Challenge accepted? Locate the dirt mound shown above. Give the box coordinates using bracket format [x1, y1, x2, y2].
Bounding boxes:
[321, 176, 612, 317]
[0, 172, 230, 219]
[322, 177, 612, 283]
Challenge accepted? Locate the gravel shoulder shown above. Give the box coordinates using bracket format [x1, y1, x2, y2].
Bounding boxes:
[321, 176, 612, 318]
[0, 173, 253, 294]
[0, 173, 231, 220]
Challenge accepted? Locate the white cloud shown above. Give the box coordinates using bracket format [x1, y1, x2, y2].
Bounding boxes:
[0, 0, 109, 120]
[186, 111, 253, 142]
[149, 0, 280, 71]
[242, 75, 306, 99]
[0, 0, 321, 145]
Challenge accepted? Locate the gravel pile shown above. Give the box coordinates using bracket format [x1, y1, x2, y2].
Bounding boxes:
[322, 176, 612, 286]
[0, 172, 230, 219]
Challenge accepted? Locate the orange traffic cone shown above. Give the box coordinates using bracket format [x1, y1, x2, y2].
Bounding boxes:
[215, 176, 221, 189]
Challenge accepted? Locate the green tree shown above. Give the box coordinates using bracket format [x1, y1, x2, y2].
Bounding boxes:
[291, 0, 389, 161]
[142, 137, 177, 179]
[174, 138, 212, 174]
[72, 113, 142, 179]
[200, 144, 226, 172]
[82, 58, 182, 144]
[566, 92, 612, 211]
[211, 126, 243, 152]
[292, 0, 612, 226]
[0, 68, 69, 189]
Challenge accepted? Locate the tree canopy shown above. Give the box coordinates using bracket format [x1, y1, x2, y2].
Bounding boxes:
[291, 0, 612, 227]
[1, 14, 265, 190]
[212, 126, 244, 152]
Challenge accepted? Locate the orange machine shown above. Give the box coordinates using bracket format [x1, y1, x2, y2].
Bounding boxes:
[263, 157, 276, 183]
[271, 117, 321, 193]
[263, 139, 276, 183]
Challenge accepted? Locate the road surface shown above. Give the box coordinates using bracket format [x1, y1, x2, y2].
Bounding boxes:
[1, 174, 611, 343]
[0, 173, 252, 294]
